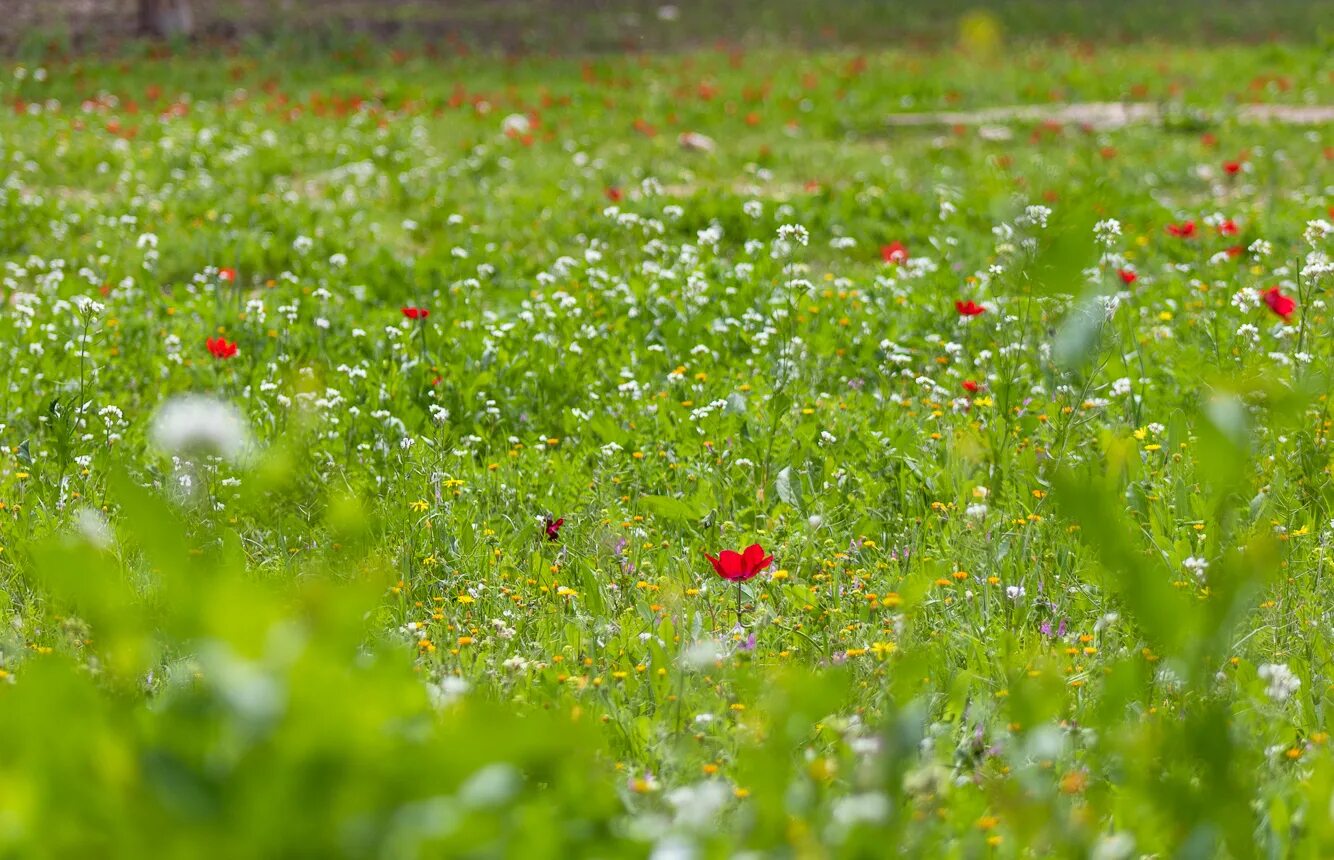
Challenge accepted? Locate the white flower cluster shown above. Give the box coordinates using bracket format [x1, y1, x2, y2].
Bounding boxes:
[1257, 663, 1301, 703]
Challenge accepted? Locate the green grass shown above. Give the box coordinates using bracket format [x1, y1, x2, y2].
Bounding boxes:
[1, 38, 1333, 856]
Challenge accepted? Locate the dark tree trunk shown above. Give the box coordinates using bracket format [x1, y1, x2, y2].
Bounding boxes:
[138, 0, 195, 38]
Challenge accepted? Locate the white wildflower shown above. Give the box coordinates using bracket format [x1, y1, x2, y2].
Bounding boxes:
[1257, 663, 1301, 703]
[150, 395, 251, 462]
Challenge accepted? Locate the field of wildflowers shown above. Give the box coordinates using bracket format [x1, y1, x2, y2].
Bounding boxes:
[1, 20, 1333, 857]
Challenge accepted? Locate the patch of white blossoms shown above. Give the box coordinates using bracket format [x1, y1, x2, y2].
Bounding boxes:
[1257, 663, 1301, 703]
[150, 395, 252, 462]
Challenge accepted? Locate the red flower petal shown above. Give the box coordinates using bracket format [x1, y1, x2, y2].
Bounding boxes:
[717, 550, 747, 580]
[1262, 287, 1295, 321]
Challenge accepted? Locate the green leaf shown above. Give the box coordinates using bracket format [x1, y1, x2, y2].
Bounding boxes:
[639, 494, 704, 523]
[775, 465, 802, 511]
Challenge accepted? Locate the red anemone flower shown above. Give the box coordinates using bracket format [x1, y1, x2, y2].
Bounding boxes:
[962, 380, 980, 394]
[880, 241, 909, 264]
[704, 543, 772, 582]
[1118, 269, 1138, 285]
[219, 267, 237, 283]
[1261, 286, 1296, 321]
[955, 300, 986, 317]
[402, 306, 430, 320]
[1218, 219, 1238, 236]
[544, 516, 564, 541]
[1167, 221, 1197, 238]
[1222, 160, 1242, 176]
[206, 337, 238, 359]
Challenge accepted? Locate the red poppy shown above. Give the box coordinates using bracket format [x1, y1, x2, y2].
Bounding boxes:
[880, 241, 909, 264]
[1261, 286, 1296, 321]
[219, 267, 237, 283]
[1218, 219, 1238, 236]
[955, 300, 986, 317]
[1118, 269, 1138, 285]
[402, 307, 430, 320]
[206, 337, 238, 359]
[704, 543, 772, 582]
[544, 516, 564, 541]
[1226, 245, 1244, 258]
[962, 380, 980, 394]
[605, 186, 623, 203]
[1222, 160, 1242, 176]
[1167, 221, 1197, 238]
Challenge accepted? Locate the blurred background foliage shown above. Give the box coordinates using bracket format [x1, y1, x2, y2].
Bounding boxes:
[5, 0, 1334, 55]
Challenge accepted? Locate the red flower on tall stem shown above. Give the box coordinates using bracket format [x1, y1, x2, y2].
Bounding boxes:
[704, 544, 772, 582]
[206, 337, 238, 359]
[1118, 269, 1138, 285]
[955, 300, 986, 317]
[1167, 221, 1197, 238]
[402, 307, 430, 320]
